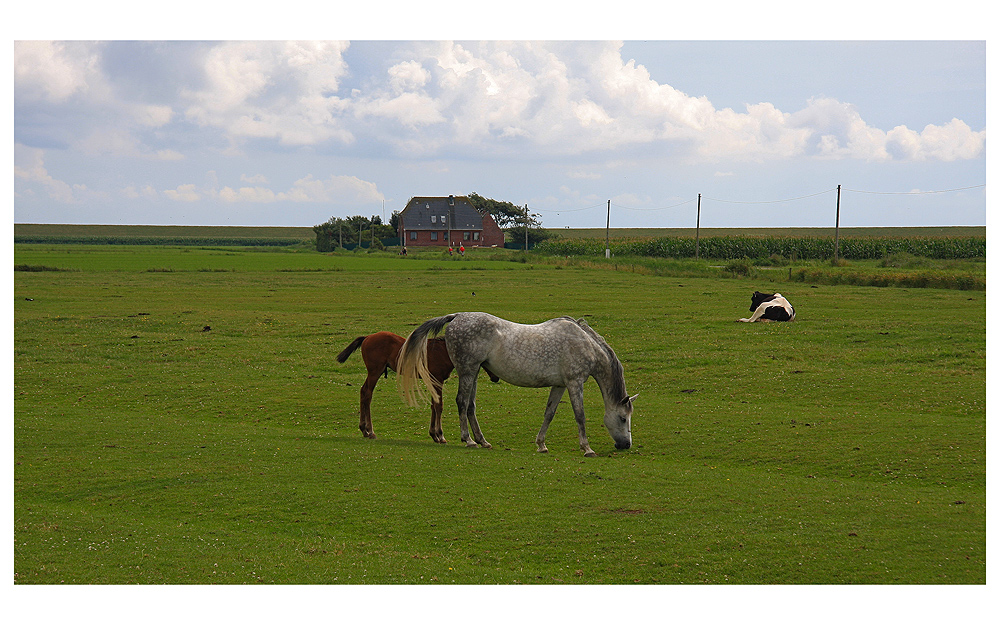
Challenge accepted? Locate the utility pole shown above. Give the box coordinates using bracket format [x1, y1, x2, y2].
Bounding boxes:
[605, 200, 611, 259]
[524, 204, 529, 251]
[695, 193, 702, 259]
[834, 184, 842, 261]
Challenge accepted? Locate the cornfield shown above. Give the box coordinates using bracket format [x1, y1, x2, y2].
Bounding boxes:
[535, 235, 986, 260]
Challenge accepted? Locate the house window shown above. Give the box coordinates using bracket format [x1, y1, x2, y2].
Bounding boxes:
[409, 232, 417, 241]
[464, 232, 471, 240]
[430, 215, 436, 224]
[430, 232, 438, 241]
[473, 232, 480, 241]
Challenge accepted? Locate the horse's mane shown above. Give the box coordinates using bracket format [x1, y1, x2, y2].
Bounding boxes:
[573, 317, 629, 403]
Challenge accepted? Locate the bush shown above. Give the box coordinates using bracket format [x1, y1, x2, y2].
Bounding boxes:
[723, 258, 755, 278]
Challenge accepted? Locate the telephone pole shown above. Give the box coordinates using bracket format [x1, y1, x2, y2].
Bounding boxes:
[605, 200, 611, 259]
[834, 184, 842, 261]
[524, 204, 529, 251]
[695, 193, 702, 259]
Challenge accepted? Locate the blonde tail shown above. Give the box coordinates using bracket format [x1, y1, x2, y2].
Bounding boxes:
[398, 314, 457, 406]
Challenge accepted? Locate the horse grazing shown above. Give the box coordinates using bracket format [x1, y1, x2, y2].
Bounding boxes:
[336, 331, 499, 443]
[738, 291, 796, 323]
[399, 312, 636, 458]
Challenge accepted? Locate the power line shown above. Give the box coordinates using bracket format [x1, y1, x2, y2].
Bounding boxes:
[611, 198, 697, 211]
[534, 203, 606, 214]
[844, 184, 985, 195]
[701, 188, 838, 204]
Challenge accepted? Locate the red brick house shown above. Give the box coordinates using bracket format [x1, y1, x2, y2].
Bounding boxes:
[398, 195, 505, 248]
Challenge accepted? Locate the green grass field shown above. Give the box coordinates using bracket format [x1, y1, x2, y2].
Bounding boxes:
[13, 245, 985, 585]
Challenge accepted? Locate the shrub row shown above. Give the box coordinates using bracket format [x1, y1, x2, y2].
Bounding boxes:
[791, 267, 985, 290]
[14, 235, 302, 247]
[535, 235, 986, 260]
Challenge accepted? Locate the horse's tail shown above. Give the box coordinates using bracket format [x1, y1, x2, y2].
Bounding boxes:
[335, 335, 367, 364]
[398, 314, 458, 406]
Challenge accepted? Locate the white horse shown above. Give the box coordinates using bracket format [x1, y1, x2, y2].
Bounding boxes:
[399, 312, 636, 458]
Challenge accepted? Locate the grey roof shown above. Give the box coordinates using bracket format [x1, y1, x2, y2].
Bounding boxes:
[401, 196, 484, 230]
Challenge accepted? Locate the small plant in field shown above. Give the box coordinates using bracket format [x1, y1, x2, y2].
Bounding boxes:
[880, 252, 928, 269]
[829, 257, 851, 267]
[723, 257, 756, 277]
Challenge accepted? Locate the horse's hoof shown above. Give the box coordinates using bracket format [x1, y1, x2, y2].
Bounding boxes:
[465, 441, 478, 448]
[481, 442, 492, 449]
[537, 448, 549, 453]
[584, 451, 598, 458]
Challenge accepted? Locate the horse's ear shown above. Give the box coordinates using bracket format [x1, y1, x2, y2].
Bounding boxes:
[626, 393, 638, 404]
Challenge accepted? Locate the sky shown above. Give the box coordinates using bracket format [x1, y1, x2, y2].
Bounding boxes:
[11, 18, 988, 231]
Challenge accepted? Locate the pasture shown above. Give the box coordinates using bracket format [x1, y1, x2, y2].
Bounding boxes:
[13, 245, 985, 584]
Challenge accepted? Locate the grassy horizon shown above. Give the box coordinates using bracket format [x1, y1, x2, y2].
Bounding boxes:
[14, 222, 986, 240]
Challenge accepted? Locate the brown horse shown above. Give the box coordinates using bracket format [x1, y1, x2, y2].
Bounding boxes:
[336, 331, 498, 443]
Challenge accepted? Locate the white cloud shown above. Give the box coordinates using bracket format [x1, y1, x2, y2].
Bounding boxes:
[14, 144, 78, 202]
[14, 41, 99, 102]
[388, 60, 431, 93]
[121, 185, 158, 199]
[154, 150, 185, 161]
[181, 41, 353, 146]
[566, 170, 602, 180]
[218, 186, 277, 203]
[346, 41, 985, 164]
[886, 119, 985, 162]
[280, 174, 383, 204]
[15, 40, 983, 167]
[164, 183, 201, 202]
[215, 174, 383, 205]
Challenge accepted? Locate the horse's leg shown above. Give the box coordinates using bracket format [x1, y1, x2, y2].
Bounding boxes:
[455, 372, 474, 446]
[430, 381, 447, 444]
[359, 371, 380, 439]
[535, 386, 565, 453]
[566, 381, 597, 457]
[463, 376, 491, 449]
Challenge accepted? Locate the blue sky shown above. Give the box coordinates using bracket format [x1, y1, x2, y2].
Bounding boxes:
[12, 20, 987, 230]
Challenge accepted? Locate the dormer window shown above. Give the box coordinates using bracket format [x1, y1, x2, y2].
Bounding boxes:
[430, 215, 436, 223]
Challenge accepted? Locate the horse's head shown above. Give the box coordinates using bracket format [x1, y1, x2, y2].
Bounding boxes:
[604, 393, 637, 450]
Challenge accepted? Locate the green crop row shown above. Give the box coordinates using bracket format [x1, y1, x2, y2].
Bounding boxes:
[536, 235, 986, 260]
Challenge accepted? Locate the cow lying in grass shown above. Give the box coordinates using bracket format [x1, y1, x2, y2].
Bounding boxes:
[738, 291, 796, 322]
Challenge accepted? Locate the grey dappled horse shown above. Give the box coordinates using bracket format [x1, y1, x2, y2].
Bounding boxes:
[399, 312, 635, 458]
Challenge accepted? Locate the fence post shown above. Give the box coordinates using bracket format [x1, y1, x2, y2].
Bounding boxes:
[695, 193, 701, 259]
[834, 184, 842, 261]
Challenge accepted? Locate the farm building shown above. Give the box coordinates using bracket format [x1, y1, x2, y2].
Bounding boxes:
[397, 195, 505, 248]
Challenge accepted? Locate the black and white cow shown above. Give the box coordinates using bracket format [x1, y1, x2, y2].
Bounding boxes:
[738, 291, 796, 323]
